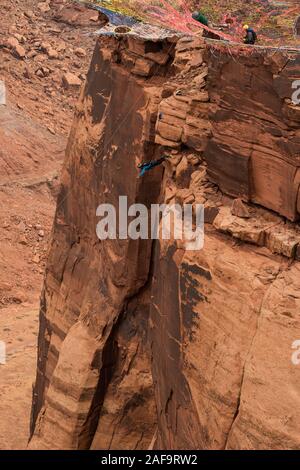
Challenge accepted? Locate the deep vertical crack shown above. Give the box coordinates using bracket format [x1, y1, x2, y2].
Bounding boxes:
[224, 265, 284, 449]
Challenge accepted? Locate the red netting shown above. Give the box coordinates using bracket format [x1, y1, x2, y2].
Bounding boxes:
[93, 1, 300, 47]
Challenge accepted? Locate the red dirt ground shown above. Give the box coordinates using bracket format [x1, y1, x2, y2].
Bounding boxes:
[0, 0, 100, 449]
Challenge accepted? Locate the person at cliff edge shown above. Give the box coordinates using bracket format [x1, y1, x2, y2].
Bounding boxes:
[243, 25, 257, 45]
[192, 10, 209, 27]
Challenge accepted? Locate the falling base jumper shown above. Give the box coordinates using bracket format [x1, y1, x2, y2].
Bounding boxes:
[138, 155, 171, 177]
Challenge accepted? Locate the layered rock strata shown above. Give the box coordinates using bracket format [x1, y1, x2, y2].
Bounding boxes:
[30, 31, 300, 449]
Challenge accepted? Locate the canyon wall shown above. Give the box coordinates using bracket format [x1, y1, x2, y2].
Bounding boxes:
[29, 32, 176, 449]
[206, 46, 300, 221]
[30, 31, 300, 449]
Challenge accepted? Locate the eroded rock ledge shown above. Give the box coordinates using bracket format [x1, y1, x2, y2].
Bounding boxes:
[29, 30, 300, 450]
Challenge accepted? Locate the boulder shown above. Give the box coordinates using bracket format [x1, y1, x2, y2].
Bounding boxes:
[62, 72, 81, 89]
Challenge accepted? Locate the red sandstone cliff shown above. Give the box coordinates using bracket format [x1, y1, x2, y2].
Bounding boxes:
[29, 29, 300, 450]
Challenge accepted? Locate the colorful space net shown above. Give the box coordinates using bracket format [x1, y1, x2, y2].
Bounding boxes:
[90, 0, 300, 46]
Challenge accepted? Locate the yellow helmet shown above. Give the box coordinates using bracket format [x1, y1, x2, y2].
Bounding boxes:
[243, 24, 249, 30]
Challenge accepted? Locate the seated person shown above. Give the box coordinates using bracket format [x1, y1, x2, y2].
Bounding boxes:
[192, 11, 209, 27]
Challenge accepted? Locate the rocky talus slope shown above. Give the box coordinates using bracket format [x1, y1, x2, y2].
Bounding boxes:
[29, 30, 300, 449]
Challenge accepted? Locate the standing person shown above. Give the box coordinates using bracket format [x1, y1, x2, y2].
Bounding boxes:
[192, 10, 209, 27]
[243, 25, 257, 45]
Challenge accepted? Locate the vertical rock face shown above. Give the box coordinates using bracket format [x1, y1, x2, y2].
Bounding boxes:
[150, 235, 300, 449]
[205, 46, 300, 221]
[29, 32, 176, 450]
[30, 32, 300, 450]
